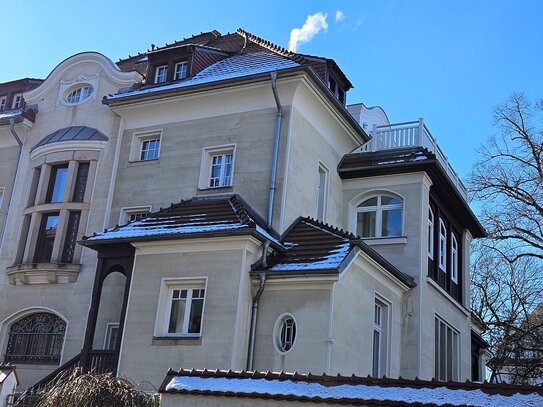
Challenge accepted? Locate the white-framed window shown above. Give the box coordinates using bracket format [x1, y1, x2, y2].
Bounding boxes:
[174, 62, 188, 80]
[428, 207, 435, 259]
[435, 317, 459, 381]
[155, 278, 207, 337]
[103, 323, 120, 350]
[273, 313, 297, 354]
[372, 296, 390, 378]
[119, 205, 152, 224]
[12, 93, 23, 109]
[0, 187, 4, 209]
[65, 85, 93, 105]
[0, 96, 6, 111]
[439, 219, 447, 270]
[316, 164, 329, 221]
[130, 130, 162, 162]
[451, 234, 458, 283]
[356, 194, 403, 238]
[155, 65, 168, 84]
[199, 145, 236, 189]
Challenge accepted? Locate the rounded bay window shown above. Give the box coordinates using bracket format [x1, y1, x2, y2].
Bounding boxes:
[273, 313, 297, 354]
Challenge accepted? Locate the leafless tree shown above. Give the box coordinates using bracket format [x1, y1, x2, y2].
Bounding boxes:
[469, 93, 543, 383]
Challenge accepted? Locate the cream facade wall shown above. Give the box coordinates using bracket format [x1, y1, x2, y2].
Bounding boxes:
[118, 237, 261, 387]
[0, 53, 141, 389]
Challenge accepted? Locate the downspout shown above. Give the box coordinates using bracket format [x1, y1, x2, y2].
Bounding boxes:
[0, 119, 23, 250]
[246, 72, 282, 370]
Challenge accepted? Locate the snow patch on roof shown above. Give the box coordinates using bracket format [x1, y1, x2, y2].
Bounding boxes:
[165, 376, 543, 407]
[0, 109, 24, 120]
[107, 52, 300, 100]
[270, 242, 350, 271]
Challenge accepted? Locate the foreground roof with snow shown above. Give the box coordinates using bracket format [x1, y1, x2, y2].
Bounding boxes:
[159, 368, 543, 407]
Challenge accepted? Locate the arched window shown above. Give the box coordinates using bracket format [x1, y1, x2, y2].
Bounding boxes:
[428, 207, 435, 259]
[274, 314, 297, 354]
[5, 312, 66, 364]
[65, 85, 94, 104]
[451, 234, 459, 283]
[356, 195, 403, 238]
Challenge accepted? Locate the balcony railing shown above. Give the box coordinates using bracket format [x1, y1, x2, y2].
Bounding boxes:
[362, 118, 467, 199]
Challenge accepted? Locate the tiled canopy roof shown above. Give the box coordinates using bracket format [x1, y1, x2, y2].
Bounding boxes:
[82, 194, 281, 248]
[159, 368, 543, 407]
[338, 147, 434, 173]
[32, 126, 108, 151]
[260, 217, 415, 287]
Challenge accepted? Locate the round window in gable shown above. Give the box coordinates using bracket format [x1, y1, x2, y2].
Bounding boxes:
[64, 84, 94, 105]
[273, 313, 297, 354]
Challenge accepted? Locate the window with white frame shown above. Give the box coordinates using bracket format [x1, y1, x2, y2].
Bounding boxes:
[65, 85, 93, 104]
[174, 62, 188, 80]
[356, 195, 403, 238]
[372, 298, 389, 378]
[130, 130, 162, 162]
[428, 207, 435, 259]
[439, 219, 447, 270]
[155, 65, 168, 83]
[12, 93, 23, 109]
[451, 234, 458, 283]
[0, 96, 6, 111]
[199, 145, 235, 189]
[104, 323, 119, 350]
[119, 205, 152, 224]
[274, 313, 297, 354]
[156, 278, 206, 337]
[435, 317, 459, 381]
[316, 164, 328, 221]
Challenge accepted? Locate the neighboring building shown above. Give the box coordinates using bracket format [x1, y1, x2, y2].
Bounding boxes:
[0, 29, 486, 400]
[0, 364, 18, 407]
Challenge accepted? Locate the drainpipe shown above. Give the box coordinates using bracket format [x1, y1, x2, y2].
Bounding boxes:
[246, 72, 282, 370]
[0, 119, 23, 250]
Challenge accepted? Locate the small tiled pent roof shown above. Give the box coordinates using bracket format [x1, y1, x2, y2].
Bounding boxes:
[81, 194, 282, 249]
[106, 52, 300, 102]
[159, 368, 543, 407]
[258, 217, 415, 288]
[32, 126, 108, 151]
[338, 147, 434, 173]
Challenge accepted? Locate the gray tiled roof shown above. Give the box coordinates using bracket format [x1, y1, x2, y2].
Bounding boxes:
[32, 126, 108, 150]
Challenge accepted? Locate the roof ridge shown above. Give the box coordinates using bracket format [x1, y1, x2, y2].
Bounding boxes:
[300, 216, 358, 241]
[236, 28, 306, 63]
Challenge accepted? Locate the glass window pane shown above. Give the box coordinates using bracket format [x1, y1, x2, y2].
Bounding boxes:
[168, 297, 186, 334]
[381, 196, 401, 205]
[372, 330, 380, 377]
[439, 322, 446, 381]
[188, 298, 204, 334]
[357, 211, 376, 237]
[47, 165, 68, 203]
[358, 197, 378, 207]
[382, 209, 402, 237]
[34, 213, 59, 263]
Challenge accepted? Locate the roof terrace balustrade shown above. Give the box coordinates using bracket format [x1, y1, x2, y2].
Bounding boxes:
[361, 118, 467, 200]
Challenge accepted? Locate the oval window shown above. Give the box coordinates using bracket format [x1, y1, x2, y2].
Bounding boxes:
[274, 314, 297, 354]
[64, 85, 94, 105]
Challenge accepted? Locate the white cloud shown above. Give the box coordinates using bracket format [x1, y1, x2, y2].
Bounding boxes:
[335, 10, 345, 22]
[288, 12, 328, 52]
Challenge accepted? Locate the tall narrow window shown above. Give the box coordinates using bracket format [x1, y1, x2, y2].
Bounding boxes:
[104, 323, 120, 350]
[5, 313, 66, 365]
[439, 220, 447, 270]
[451, 234, 458, 283]
[0, 187, 4, 209]
[316, 165, 328, 221]
[174, 62, 188, 80]
[46, 164, 69, 203]
[372, 299, 389, 377]
[34, 213, 60, 263]
[0, 96, 6, 111]
[155, 65, 168, 83]
[209, 153, 233, 188]
[356, 195, 403, 238]
[72, 162, 90, 202]
[435, 318, 459, 381]
[428, 208, 435, 259]
[61, 211, 81, 263]
[12, 93, 23, 109]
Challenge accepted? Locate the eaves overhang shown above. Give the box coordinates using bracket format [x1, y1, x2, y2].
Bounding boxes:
[103, 65, 369, 144]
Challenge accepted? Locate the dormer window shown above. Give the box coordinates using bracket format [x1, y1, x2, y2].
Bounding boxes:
[0, 96, 6, 111]
[155, 65, 168, 84]
[65, 85, 93, 105]
[327, 75, 345, 105]
[174, 62, 188, 80]
[12, 93, 23, 109]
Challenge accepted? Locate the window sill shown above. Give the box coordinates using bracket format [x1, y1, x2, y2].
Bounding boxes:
[6, 263, 82, 285]
[152, 336, 202, 346]
[127, 158, 159, 166]
[426, 277, 470, 317]
[362, 236, 407, 246]
[197, 186, 233, 195]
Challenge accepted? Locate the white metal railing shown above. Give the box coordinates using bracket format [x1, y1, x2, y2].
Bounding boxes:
[361, 118, 467, 199]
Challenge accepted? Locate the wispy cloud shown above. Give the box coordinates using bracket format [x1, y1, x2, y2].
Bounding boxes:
[335, 10, 345, 22]
[288, 12, 328, 52]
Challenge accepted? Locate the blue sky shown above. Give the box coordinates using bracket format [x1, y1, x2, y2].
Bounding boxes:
[1, 0, 542, 179]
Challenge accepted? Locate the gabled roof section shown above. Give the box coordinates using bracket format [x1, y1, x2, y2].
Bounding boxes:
[81, 194, 282, 249]
[32, 126, 108, 151]
[257, 217, 415, 287]
[160, 368, 543, 406]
